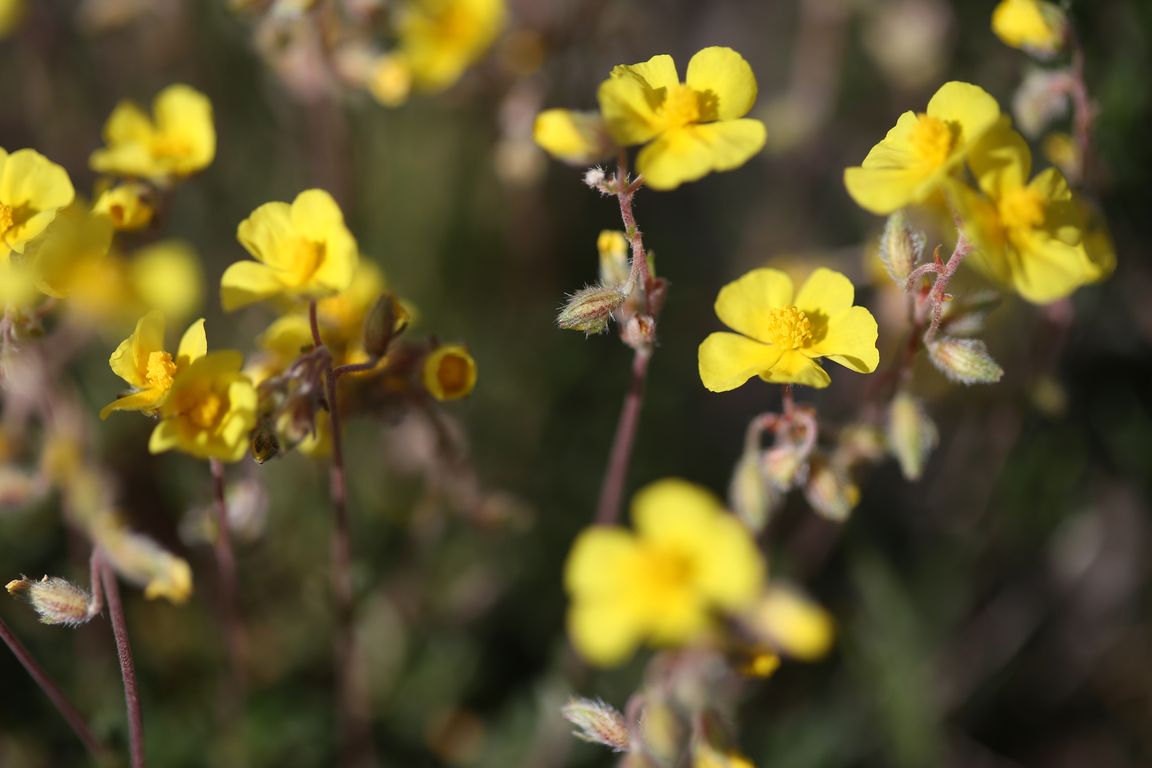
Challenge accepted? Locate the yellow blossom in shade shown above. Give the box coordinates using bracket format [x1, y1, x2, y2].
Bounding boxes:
[564, 478, 764, 666]
[597, 47, 766, 190]
[957, 123, 1098, 304]
[532, 109, 615, 166]
[101, 311, 207, 419]
[992, 0, 1065, 55]
[149, 351, 258, 463]
[89, 84, 215, 182]
[129, 240, 205, 321]
[423, 344, 477, 401]
[746, 585, 834, 661]
[396, 0, 504, 92]
[221, 189, 358, 311]
[93, 182, 155, 231]
[844, 81, 1001, 214]
[699, 267, 879, 391]
[0, 148, 76, 258]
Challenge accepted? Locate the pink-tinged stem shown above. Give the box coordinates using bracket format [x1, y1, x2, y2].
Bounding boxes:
[100, 558, 145, 768]
[209, 459, 248, 692]
[0, 616, 107, 759]
[1067, 26, 1095, 183]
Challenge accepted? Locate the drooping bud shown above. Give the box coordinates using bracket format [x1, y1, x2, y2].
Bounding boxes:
[556, 284, 628, 335]
[728, 446, 779, 533]
[745, 585, 835, 661]
[533, 109, 615, 166]
[597, 230, 630, 288]
[763, 444, 809, 491]
[363, 293, 410, 359]
[927, 337, 1004, 385]
[803, 456, 859, 522]
[94, 526, 193, 604]
[887, 390, 938, 481]
[562, 697, 630, 753]
[878, 211, 925, 285]
[7, 576, 97, 626]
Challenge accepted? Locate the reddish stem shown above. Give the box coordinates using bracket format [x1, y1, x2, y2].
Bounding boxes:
[209, 459, 248, 693]
[100, 558, 145, 768]
[594, 348, 652, 526]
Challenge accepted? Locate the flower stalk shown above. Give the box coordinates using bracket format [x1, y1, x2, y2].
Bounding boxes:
[100, 555, 146, 768]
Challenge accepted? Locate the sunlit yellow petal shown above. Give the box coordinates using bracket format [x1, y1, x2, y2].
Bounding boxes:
[597, 70, 662, 146]
[761, 349, 831, 388]
[807, 306, 880, 373]
[685, 46, 757, 121]
[715, 268, 794, 341]
[176, 319, 207, 369]
[699, 333, 784, 393]
[220, 261, 286, 312]
[793, 267, 856, 318]
[567, 599, 643, 667]
[620, 54, 679, 91]
[925, 81, 1001, 152]
[968, 120, 1030, 199]
[637, 120, 765, 190]
[532, 109, 613, 165]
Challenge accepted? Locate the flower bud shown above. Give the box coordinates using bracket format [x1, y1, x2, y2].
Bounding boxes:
[533, 109, 615, 166]
[7, 576, 96, 626]
[745, 585, 834, 661]
[887, 390, 938, 481]
[879, 211, 925, 285]
[927, 337, 1004, 385]
[763, 444, 808, 491]
[620, 314, 655, 350]
[363, 293, 410, 359]
[803, 456, 859, 522]
[422, 344, 477, 401]
[556, 284, 628, 335]
[562, 697, 629, 753]
[728, 447, 778, 533]
[93, 183, 155, 231]
[597, 230, 630, 287]
[94, 526, 193, 604]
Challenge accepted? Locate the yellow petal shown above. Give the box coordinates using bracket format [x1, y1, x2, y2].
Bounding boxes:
[632, 478, 724, 541]
[793, 267, 856, 318]
[761, 349, 831, 388]
[289, 188, 344, 242]
[968, 120, 1030, 199]
[129, 240, 204, 320]
[564, 526, 637, 595]
[100, 388, 166, 420]
[176, 318, 207, 369]
[699, 332, 784, 393]
[620, 54, 680, 91]
[0, 149, 75, 215]
[808, 306, 880, 373]
[693, 515, 763, 609]
[686, 46, 757, 121]
[715, 268, 794, 341]
[636, 120, 766, 190]
[567, 599, 643, 667]
[236, 201, 294, 269]
[152, 84, 215, 175]
[1010, 233, 1096, 304]
[148, 419, 182, 454]
[598, 69, 662, 146]
[109, 310, 163, 386]
[220, 261, 285, 312]
[925, 81, 1001, 152]
[532, 109, 613, 165]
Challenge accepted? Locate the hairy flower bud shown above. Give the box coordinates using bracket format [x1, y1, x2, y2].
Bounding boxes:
[729, 447, 778, 532]
[927, 337, 1004, 385]
[803, 456, 859, 522]
[763, 444, 809, 491]
[562, 698, 630, 752]
[887, 390, 938, 481]
[556, 284, 628, 335]
[7, 576, 97, 626]
[879, 211, 925, 285]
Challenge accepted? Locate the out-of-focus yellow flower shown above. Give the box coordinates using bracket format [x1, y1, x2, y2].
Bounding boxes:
[844, 81, 1001, 214]
[90, 84, 215, 182]
[395, 0, 504, 92]
[30, 203, 115, 299]
[368, 53, 413, 107]
[222, 189, 358, 311]
[93, 525, 193, 603]
[992, 0, 1065, 56]
[596, 47, 766, 190]
[746, 586, 834, 660]
[699, 268, 879, 391]
[0, 148, 76, 258]
[129, 239, 204, 321]
[0, 0, 25, 38]
[149, 351, 257, 463]
[0, 257, 39, 311]
[101, 310, 206, 419]
[564, 479, 764, 666]
[93, 182, 155, 231]
[532, 110, 615, 166]
[958, 123, 1099, 303]
[694, 745, 756, 768]
[316, 260, 387, 358]
[423, 344, 476, 400]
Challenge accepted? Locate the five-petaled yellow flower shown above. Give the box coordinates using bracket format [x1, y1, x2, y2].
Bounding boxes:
[101, 311, 206, 419]
[958, 123, 1105, 304]
[394, 0, 504, 93]
[149, 351, 258, 463]
[596, 46, 766, 190]
[699, 267, 879, 391]
[221, 188, 358, 311]
[992, 0, 1066, 55]
[564, 478, 764, 666]
[90, 84, 216, 182]
[0, 148, 75, 259]
[844, 81, 1001, 214]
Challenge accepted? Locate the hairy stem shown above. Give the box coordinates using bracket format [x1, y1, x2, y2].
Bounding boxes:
[100, 558, 145, 768]
[0, 616, 107, 759]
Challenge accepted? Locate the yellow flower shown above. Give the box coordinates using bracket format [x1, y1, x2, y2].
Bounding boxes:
[93, 525, 193, 604]
[992, 0, 1065, 55]
[149, 351, 257, 463]
[396, 0, 504, 92]
[423, 344, 477, 401]
[129, 239, 205, 321]
[958, 123, 1099, 304]
[699, 267, 879, 391]
[29, 203, 115, 299]
[532, 109, 614, 166]
[93, 182, 155, 231]
[0, 148, 76, 258]
[101, 311, 206, 419]
[564, 478, 764, 666]
[221, 188, 358, 311]
[316, 259, 390, 361]
[0, 0, 25, 38]
[597, 47, 766, 190]
[90, 84, 215, 182]
[844, 81, 1001, 214]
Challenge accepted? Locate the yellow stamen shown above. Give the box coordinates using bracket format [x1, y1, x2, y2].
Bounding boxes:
[145, 351, 177, 391]
[655, 84, 702, 132]
[189, 393, 223, 429]
[0, 202, 13, 236]
[998, 186, 1045, 230]
[909, 114, 957, 169]
[765, 306, 813, 350]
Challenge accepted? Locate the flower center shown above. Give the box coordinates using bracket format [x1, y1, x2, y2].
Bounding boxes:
[633, 546, 695, 607]
[284, 239, 325, 287]
[145, 351, 177, 391]
[765, 306, 813, 350]
[998, 186, 1045, 230]
[909, 114, 957, 169]
[188, 392, 224, 430]
[436, 354, 471, 396]
[150, 134, 192, 160]
[0, 202, 12, 237]
[655, 84, 702, 131]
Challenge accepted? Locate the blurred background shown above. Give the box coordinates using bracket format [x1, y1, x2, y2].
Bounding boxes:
[1, 0, 1151, 765]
